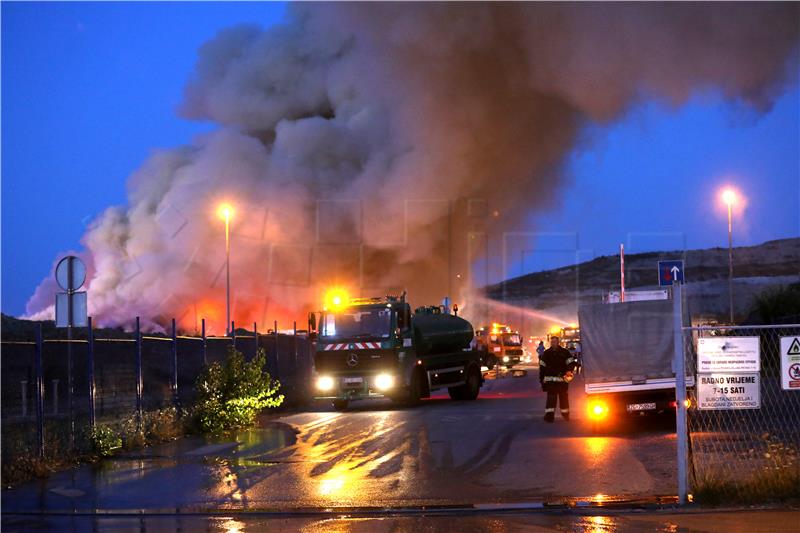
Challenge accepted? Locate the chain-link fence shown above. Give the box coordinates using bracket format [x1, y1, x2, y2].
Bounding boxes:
[682, 324, 800, 502]
[1, 318, 314, 478]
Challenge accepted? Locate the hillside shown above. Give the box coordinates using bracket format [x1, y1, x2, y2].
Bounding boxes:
[482, 237, 799, 325]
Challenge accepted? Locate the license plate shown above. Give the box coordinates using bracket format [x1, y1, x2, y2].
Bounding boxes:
[627, 402, 656, 412]
[343, 377, 363, 385]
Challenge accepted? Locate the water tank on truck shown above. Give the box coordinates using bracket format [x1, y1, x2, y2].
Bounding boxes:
[412, 306, 475, 355]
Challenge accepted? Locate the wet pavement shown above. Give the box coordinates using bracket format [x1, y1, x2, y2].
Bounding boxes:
[2, 365, 680, 515]
[4, 509, 800, 532]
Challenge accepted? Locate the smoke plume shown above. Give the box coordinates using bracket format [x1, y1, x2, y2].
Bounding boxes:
[26, 3, 799, 332]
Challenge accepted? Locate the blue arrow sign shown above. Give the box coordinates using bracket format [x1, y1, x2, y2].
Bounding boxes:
[658, 260, 685, 286]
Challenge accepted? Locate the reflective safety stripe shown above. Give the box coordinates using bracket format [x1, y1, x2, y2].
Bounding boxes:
[565, 357, 576, 364]
[538, 359, 546, 367]
[560, 409, 570, 413]
[544, 408, 555, 413]
[544, 376, 565, 382]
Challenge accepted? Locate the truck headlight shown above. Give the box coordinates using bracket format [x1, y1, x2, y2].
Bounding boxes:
[502, 356, 510, 363]
[316, 375, 335, 391]
[374, 374, 394, 391]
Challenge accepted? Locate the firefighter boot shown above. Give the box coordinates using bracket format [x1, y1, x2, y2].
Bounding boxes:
[543, 409, 555, 423]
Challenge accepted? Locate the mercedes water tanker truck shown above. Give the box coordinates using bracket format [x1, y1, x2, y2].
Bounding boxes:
[309, 291, 484, 410]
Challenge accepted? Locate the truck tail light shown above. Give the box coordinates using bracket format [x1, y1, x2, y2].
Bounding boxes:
[588, 399, 609, 420]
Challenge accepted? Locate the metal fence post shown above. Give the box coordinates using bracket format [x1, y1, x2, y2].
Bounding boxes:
[21, 380, 28, 418]
[274, 320, 279, 379]
[135, 316, 143, 423]
[35, 322, 45, 458]
[673, 281, 689, 504]
[231, 321, 236, 353]
[88, 316, 96, 428]
[254, 321, 258, 358]
[172, 318, 178, 407]
[201, 318, 207, 366]
[52, 380, 59, 414]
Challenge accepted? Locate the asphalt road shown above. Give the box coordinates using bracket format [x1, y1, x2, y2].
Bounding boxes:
[1, 365, 679, 514]
[4, 509, 800, 533]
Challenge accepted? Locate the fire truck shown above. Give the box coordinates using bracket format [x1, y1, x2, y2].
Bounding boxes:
[475, 323, 524, 369]
[549, 325, 582, 369]
[309, 291, 484, 410]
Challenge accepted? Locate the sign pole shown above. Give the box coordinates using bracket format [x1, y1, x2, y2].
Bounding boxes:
[66, 257, 75, 449]
[673, 281, 689, 504]
[620, 243, 625, 302]
[135, 316, 143, 424]
[88, 316, 96, 428]
[35, 322, 45, 458]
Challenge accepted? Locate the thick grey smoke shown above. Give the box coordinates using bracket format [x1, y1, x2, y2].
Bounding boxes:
[26, 3, 799, 332]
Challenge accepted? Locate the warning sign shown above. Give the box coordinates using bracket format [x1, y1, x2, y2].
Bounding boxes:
[780, 337, 800, 390]
[697, 373, 760, 410]
[697, 336, 760, 372]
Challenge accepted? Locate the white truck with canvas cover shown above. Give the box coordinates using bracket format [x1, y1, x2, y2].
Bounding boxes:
[579, 298, 693, 425]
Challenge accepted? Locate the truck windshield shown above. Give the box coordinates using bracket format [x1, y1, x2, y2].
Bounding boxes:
[321, 308, 392, 339]
[503, 333, 521, 346]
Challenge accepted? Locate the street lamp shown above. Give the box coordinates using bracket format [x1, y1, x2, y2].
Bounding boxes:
[217, 203, 234, 335]
[721, 189, 736, 324]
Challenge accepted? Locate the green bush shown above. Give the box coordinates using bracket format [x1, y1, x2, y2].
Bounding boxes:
[87, 425, 122, 457]
[143, 407, 182, 442]
[749, 283, 800, 324]
[116, 413, 146, 449]
[195, 347, 284, 434]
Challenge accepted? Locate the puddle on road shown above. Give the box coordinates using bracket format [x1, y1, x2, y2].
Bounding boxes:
[89, 422, 298, 478]
[198, 422, 299, 469]
[482, 368, 529, 380]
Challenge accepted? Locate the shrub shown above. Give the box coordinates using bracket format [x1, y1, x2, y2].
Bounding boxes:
[143, 407, 182, 442]
[87, 425, 122, 457]
[195, 347, 284, 434]
[748, 283, 800, 324]
[117, 413, 146, 449]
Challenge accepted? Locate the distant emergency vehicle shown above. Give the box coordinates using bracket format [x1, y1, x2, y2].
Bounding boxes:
[476, 323, 524, 369]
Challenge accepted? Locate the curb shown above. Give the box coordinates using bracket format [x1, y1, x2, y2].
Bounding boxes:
[0, 496, 686, 518]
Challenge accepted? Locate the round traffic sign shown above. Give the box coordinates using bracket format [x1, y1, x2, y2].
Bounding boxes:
[55, 255, 86, 291]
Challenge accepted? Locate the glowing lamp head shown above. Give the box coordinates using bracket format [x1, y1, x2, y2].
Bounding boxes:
[324, 288, 349, 311]
[217, 203, 234, 221]
[721, 189, 737, 206]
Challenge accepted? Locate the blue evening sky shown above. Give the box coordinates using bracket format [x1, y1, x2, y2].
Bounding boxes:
[2, 3, 798, 315]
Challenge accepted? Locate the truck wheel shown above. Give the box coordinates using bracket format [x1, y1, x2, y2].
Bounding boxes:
[332, 399, 349, 410]
[405, 368, 423, 407]
[462, 364, 481, 400]
[448, 364, 481, 401]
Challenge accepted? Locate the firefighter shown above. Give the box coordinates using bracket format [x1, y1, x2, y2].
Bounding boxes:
[539, 335, 578, 422]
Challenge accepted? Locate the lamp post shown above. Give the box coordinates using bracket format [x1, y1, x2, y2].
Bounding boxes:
[218, 203, 233, 335]
[722, 189, 736, 324]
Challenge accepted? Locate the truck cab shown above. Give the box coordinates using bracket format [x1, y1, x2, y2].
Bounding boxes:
[476, 323, 524, 369]
[311, 293, 483, 410]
